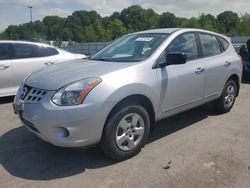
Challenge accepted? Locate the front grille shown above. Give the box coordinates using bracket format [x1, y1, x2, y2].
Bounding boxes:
[19, 84, 47, 103]
[24, 88, 47, 102]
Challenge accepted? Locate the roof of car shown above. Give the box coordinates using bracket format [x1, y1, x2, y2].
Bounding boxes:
[134, 28, 230, 41]
[134, 28, 181, 34]
[0, 40, 52, 47]
[135, 28, 222, 35]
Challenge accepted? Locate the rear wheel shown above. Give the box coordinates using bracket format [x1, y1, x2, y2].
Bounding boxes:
[100, 104, 150, 161]
[213, 80, 237, 113]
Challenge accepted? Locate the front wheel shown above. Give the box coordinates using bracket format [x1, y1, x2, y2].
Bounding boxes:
[100, 104, 150, 161]
[213, 80, 237, 113]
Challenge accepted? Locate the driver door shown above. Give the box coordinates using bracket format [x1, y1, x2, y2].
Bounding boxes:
[157, 32, 205, 114]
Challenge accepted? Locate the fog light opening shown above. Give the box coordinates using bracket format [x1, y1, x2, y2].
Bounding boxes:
[63, 127, 70, 138]
[57, 127, 70, 138]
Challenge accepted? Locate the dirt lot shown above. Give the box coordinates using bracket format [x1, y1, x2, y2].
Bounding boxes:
[1, 79, 250, 188]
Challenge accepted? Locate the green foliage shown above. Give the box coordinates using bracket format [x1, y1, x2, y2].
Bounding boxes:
[54, 38, 62, 46]
[107, 19, 127, 39]
[237, 13, 250, 36]
[198, 14, 218, 31]
[0, 6, 249, 42]
[119, 6, 159, 32]
[217, 11, 240, 35]
[159, 12, 177, 28]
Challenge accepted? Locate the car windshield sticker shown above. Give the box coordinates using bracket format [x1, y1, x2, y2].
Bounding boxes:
[136, 37, 154, 42]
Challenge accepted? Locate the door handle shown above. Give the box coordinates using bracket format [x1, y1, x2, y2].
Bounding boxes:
[0, 64, 10, 70]
[224, 61, 231, 67]
[44, 61, 55, 66]
[195, 67, 205, 74]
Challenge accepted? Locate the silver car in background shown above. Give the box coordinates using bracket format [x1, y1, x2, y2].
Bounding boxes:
[13, 28, 242, 160]
[0, 41, 86, 97]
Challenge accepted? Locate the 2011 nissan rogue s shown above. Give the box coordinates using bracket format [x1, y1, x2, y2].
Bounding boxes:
[13, 28, 242, 160]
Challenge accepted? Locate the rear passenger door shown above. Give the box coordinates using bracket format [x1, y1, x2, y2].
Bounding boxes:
[198, 33, 229, 98]
[12, 43, 57, 90]
[0, 43, 15, 96]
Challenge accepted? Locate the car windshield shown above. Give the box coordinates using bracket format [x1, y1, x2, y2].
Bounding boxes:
[90, 33, 170, 62]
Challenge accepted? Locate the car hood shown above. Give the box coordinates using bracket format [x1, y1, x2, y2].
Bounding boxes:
[25, 59, 136, 90]
[71, 53, 87, 59]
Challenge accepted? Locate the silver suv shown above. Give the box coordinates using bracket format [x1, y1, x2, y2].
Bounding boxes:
[13, 28, 242, 160]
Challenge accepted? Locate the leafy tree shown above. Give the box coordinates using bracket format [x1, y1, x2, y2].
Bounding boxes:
[181, 17, 200, 28]
[159, 12, 177, 28]
[43, 16, 64, 40]
[120, 5, 159, 32]
[61, 28, 73, 41]
[237, 13, 250, 36]
[107, 19, 127, 39]
[198, 14, 218, 31]
[54, 38, 62, 46]
[83, 25, 98, 42]
[0, 6, 249, 42]
[68, 39, 74, 46]
[217, 11, 240, 34]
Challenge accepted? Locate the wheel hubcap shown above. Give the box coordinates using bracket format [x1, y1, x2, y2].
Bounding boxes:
[224, 85, 235, 108]
[115, 113, 145, 151]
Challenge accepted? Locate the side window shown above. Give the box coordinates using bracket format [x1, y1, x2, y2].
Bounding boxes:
[199, 33, 221, 57]
[0, 44, 11, 60]
[37, 47, 59, 57]
[218, 36, 229, 51]
[13, 44, 59, 59]
[166, 33, 198, 61]
[14, 43, 38, 59]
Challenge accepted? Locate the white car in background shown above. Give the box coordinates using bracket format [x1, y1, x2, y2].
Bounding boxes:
[0, 41, 86, 97]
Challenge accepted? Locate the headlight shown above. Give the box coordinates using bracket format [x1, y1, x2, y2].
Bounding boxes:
[52, 78, 102, 106]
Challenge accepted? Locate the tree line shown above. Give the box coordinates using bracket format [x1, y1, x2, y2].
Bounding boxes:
[0, 5, 249, 44]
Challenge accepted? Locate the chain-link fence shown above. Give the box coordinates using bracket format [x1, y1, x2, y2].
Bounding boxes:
[61, 42, 110, 55]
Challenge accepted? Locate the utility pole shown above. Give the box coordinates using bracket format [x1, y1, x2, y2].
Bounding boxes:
[27, 6, 33, 22]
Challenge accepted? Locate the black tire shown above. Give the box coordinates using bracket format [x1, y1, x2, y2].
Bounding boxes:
[213, 80, 237, 114]
[100, 103, 150, 161]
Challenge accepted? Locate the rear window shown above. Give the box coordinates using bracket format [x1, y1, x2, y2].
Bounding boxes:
[14, 43, 58, 59]
[218, 37, 229, 51]
[38, 47, 59, 57]
[0, 43, 11, 60]
[199, 33, 221, 57]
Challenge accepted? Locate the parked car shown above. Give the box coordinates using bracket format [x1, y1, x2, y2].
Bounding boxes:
[233, 43, 245, 54]
[233, 43, 250, 75]
[0, 40, 86, 97]
[13, 28, 242, 160]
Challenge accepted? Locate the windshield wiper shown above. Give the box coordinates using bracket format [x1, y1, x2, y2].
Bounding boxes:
[90, 58, 110, 61]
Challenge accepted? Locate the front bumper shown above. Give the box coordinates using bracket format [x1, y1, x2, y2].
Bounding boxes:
[13, 91, 107, 147]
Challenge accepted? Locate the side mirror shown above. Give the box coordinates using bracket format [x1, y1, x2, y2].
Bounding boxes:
[166, 52, 186, 66]
[155, 52, 187, 68]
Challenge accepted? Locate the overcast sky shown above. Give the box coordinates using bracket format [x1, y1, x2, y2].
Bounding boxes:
[0, 0, 249, 31]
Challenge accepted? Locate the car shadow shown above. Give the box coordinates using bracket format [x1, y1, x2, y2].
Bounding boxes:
[0, 104, 216, 181]
[0, 96, 14, 104]
[148, 104, 214, 143]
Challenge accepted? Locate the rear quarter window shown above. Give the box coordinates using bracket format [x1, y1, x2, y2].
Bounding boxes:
[37, 47, 59, 57]
[199, 33, 221, 57]
[218, 36, 230, 51]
